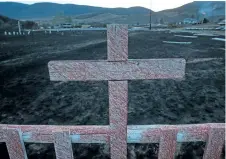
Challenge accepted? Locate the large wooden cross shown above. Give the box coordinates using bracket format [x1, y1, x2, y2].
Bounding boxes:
[48, 24, 185, 158]
[0, 25, 224, 159]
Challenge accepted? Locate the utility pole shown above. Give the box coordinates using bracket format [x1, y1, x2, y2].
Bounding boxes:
[150, 11, 152, 30]
[18, 21, 21, 35]
[149, 0, 152, 30]
[196, 8, 199, 21]
[211, 3, 214, 23]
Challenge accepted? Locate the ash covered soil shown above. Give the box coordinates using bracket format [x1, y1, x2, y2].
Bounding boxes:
[0, 31, 225, 159]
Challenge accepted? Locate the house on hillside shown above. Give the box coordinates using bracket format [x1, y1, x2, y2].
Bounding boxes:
[218, 20, 225, 26]
[81, 25, 91, 28]
[61, 23, 73, 28]
[183, 18, 198, 24]
[53, 25, 61, 29]
[216, 20, 225, 30]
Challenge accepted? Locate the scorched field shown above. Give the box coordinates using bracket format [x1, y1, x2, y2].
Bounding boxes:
[0, 30, 225, 159]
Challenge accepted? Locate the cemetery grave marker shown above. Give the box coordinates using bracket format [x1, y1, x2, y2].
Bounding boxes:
[0, 24, 224, 159]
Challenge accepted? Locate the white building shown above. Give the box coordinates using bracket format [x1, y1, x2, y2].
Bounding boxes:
[61, 23, 73, 28]
[218, 20, 225, 26]
[183, 18, 198, 24]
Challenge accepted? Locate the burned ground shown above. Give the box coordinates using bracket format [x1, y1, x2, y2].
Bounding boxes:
[0, 30, 225, 158]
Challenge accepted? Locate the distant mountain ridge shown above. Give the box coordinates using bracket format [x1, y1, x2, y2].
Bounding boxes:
[0, 2, 151, 19]
[0, 1, 225, 24]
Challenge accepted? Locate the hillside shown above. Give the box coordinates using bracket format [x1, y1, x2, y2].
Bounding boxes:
[0, 14, 19, 31]
[69, 12, 150, 25]
[0, 1, 225, 24]
[0, 14, 37, 32]
[155, 1, 225, 23]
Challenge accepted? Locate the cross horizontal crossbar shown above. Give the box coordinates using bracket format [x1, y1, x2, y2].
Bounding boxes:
[0, 124, 224, 144]
[48, 59, 186, 81]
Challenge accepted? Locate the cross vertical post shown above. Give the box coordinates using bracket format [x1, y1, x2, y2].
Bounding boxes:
[107, 24, 128, 159]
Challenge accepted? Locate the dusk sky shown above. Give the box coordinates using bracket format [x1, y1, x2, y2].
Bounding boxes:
[0, 0, 224, 11]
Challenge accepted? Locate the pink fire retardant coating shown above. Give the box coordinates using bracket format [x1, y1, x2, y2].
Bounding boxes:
[48, 59, 186, 81]
[0, 124, 224, 159]
[158, 128, 177, 159]
[0, 124, 224, 144]
[5, 129, 28, 159]
[7, 125, 110, 134]
[75, 134, 109, 143]
[109, 81, 128, 159]
[54, 131, 74, 159]
[203, 124, 225, 159]
[107, 24, 128, 61]
[108, 24, 128, 159]
[174, 124, 209, 142]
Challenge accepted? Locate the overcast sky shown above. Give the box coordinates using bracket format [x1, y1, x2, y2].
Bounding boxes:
[0, 0, 224, 11]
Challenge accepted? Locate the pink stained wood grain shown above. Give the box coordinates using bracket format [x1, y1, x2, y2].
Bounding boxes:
[5, 129, 28, 159]
[71, 134, 109, 144]
[0, 124, 225, 144]
[158, 128, 177, 159]
[54, 131, 74, 159]
[203, 124, 225, 159]
[9, 125, 110, 134]
[48, 59, 186, 81]
[175, 124, 209, 142]
[0, 128, 5, 142]
[109, 81, 128, 159]
[107, 24, 128, 61]
[15, 125, 109, 144]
